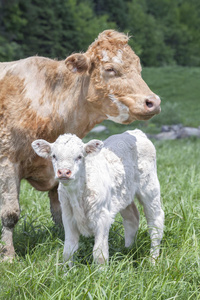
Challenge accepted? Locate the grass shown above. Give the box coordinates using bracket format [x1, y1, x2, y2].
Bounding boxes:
[1, 67, 200, 299]
[142, 67, 200, 128]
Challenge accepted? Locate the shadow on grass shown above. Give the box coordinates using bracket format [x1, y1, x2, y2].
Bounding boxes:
[9, 214, 153, 266]
[11, 215, 65, 258]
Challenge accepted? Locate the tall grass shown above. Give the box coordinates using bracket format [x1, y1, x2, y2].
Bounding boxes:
[0, 67, 200, 299]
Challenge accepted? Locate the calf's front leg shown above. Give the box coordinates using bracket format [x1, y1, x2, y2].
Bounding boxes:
[58, 188, 80, 267]
[63, 218, 80, 267]
[93, 218, 111, 264]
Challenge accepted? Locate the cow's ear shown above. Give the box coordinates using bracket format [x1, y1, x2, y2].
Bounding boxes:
[32, 139, 52, 159]
[84, 140, 104, 155]
[65, 53, 90, 74]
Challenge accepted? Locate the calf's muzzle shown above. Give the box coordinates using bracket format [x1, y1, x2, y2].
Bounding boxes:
[57, 169, 72, 180]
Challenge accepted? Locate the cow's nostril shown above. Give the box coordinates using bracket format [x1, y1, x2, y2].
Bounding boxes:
[146, 100, 153, 108]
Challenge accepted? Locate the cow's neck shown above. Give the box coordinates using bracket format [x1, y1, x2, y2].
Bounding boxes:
[49, 73, 105, 139]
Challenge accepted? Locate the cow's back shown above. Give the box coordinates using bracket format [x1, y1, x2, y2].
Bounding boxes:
[0, 56, 60, 78]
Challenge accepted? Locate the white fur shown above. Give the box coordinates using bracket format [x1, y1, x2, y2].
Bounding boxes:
[107, 94, 129, 123]
[112, 50, 123, 64]
[32, 130, 164, 266]
[101, 50, 110, 62]
[102, 50, 123, 64]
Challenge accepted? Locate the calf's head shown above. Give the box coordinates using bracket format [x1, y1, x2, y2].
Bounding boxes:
[32, 134, 103, 184]
[65, 30, 161, 124]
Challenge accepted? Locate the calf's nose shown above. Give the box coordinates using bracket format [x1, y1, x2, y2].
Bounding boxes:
[145, 94, 161, 114]
[57, 169, 72, 179]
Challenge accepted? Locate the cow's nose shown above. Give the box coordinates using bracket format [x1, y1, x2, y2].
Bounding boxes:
[57, 169, 72, 179]
[145, 94, 161, 114]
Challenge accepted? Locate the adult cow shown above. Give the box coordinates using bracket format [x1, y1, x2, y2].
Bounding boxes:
[0, 30, 161, 260]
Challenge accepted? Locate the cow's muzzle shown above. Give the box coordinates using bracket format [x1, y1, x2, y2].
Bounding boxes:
[145, 94, 161, 115]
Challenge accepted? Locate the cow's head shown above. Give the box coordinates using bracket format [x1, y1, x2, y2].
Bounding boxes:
[65, 30, 161, 124]
[32, 134, 103, 185]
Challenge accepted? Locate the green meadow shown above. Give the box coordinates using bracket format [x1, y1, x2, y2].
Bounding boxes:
[0, 67, 200, 299]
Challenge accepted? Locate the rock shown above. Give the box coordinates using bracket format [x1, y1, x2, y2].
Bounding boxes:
[161, 125, 171, 132]
[149, 131, 178, 140]
[90, 125, 108, 133]
[161, 124, 183, 132]
[177, 127, 200, 138]
[149, 125, 200, 140]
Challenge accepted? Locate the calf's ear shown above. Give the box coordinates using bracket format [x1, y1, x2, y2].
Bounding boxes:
[65, 53, 91, 74]
[32, 139, 52, 159]
[84, 140, 104, 155]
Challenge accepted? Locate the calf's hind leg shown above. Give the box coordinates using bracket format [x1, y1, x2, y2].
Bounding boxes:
[136, 180, 164, 261]
[120, 202, 140, 247]
[0, 158, 20, 260]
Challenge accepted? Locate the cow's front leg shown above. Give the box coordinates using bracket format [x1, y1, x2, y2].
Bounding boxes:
[48, 185, 62, 225]
[120, 202, 140, 248]
[0, 158, 20, 260]
[93, 218, 111, 264]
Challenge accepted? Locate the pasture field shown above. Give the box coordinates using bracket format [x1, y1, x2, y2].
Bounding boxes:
[0, 67, 200, 299]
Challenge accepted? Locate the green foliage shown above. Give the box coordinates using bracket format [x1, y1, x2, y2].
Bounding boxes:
[127, 0, 175, 66]
[93, 0, 129, 29]
[0, 0, 114, 60]
[0, 0, 26, 60]
[0, 0, 200, 65]
[92, 0, 200, 66]
[0, 36, 23, 61]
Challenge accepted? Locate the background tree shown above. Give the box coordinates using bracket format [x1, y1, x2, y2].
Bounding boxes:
[0, 0, 26, 60]
[93, 0, 129, 29]
[0, 0, 200, 66]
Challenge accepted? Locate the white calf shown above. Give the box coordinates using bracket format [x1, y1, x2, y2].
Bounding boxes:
[32, 130, 164, 266]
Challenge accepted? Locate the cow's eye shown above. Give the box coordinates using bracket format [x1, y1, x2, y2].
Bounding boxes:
[52, 154, 56, 160]
[105, 68, 115, 73]
[77, 155, 82, 160]
[104, 67, 117, 77]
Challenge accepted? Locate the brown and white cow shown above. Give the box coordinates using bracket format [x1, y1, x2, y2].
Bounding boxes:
[0, 30, 161, 260]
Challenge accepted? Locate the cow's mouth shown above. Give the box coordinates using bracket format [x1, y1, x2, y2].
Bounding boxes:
[122, 108, 161, 124]
[136, 109, 161, 120]
[116, 94, 161, 124]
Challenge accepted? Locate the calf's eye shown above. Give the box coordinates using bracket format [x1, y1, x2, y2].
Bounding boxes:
[52, 154, 56, 159]
[77, 155, 82, 160]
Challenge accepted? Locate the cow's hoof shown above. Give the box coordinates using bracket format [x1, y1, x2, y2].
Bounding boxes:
[0, 245, 15, 263]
